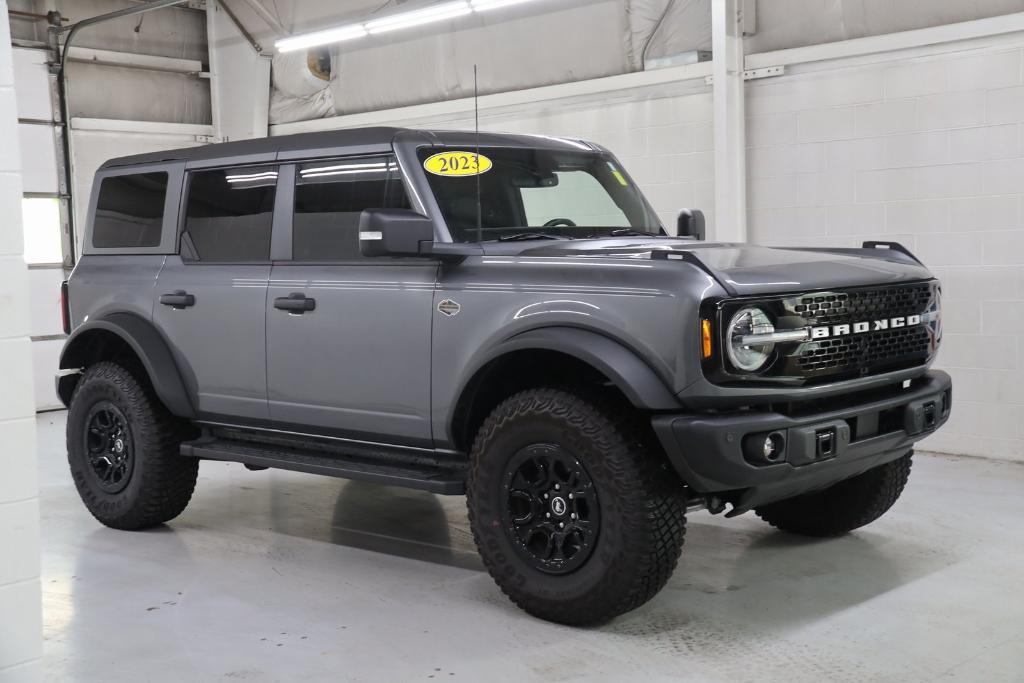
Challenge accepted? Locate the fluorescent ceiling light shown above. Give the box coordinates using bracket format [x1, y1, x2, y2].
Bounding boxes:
[365, 1, 471, 34]
[275, 23, 367, 52]
[274, 0, 549, 52]
[470, 0, 542, 11]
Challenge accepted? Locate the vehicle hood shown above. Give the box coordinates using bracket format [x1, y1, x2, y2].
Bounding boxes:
[515, 238, 935, 296]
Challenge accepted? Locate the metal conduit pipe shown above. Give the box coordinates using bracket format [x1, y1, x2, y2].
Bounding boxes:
[49, 0, 190, 265]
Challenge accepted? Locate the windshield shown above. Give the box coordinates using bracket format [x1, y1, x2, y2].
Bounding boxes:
[417, 147, 663, 242]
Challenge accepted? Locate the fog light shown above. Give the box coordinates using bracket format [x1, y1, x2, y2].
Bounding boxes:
[742, 431, 786, 466]
[763, 432, 785, 462]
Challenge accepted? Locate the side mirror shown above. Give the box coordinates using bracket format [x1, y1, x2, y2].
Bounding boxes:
[677, 208, 706, 240]
[359, 209, 435, 258]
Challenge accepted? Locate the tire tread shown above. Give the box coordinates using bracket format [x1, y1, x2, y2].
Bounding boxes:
[466, 388, 687, 625]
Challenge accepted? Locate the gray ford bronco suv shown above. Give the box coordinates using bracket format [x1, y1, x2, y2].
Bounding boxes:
[58, 127, 951, 625]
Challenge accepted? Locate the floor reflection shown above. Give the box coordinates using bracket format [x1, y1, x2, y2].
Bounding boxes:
[329, 481, 482, 571]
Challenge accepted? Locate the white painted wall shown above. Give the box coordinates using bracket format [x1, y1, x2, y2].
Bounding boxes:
[12, 47, 65, 412]
[745, 32, 1024, 461]
[0, 2, 43, 680]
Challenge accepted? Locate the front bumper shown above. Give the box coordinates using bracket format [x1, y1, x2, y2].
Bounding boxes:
[652, 370, 952, 515]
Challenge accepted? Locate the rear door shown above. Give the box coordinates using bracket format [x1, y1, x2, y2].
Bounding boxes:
[265, 156, 437, 445]
[153, 164, 278, 420]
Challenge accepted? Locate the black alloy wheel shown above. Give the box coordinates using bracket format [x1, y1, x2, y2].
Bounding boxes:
[67, 361, 198, 530]
[502, 443, 600, 574]
[84, 402, 134, 493]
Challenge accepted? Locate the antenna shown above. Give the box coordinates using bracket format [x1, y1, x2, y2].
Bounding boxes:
[475, 64, 482, 244]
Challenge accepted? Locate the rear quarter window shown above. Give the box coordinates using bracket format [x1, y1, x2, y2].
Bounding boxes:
[92, 172, 169, 248]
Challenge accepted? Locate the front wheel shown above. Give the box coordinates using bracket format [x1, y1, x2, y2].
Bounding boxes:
[755, 453, 913, 537]
[466, 388, 688, 625]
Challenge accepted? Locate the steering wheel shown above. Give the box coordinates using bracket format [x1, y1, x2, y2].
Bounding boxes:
[543, 218, 577, 228]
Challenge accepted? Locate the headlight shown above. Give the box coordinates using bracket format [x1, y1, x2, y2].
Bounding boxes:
[727, 307, 775, 372]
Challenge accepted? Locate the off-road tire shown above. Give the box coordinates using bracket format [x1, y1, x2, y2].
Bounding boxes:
[67, 361, 198, 530]
[466, 388, 687, 625]
[755, 453, 913, 537]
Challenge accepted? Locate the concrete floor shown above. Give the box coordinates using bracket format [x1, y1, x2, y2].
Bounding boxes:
[36, 411, 1024, 683]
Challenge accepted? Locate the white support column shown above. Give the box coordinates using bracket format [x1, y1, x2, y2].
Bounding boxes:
[0, 2, 43, 681]
[208, 0, 271, 141]
[711, 0, 747, 242]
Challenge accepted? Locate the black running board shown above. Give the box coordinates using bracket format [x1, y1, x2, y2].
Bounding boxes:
[181, 437, 466, 494]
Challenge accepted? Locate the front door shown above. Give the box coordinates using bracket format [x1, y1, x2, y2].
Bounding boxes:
[153, 164, 278, 420]
[265, 156, 437, 446]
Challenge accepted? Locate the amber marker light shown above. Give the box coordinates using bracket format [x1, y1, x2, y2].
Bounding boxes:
[701, 318, 714, 359]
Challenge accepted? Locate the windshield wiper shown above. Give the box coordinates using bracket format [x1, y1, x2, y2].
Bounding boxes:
[496, 233, 569, 242]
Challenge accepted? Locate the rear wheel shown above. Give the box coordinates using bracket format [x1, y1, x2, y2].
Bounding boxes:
[466, 388, 687, 625]
[755, 453, 912, 537]
[66, 362, 198, 530]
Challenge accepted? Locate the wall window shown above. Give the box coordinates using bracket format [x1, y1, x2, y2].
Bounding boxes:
[293, 156, 410, 261]
[92, 172, 168, 249]
[183, 166, 277, 262]
[21, 197, 63, 264]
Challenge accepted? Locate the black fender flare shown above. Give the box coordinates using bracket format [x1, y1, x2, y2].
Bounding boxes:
[59, 312, 195, 418]
[466, 326, 681, 411]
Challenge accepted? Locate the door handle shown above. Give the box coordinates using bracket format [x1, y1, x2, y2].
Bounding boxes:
[159, 290, 195, 309]
[274, 293, 316, 314]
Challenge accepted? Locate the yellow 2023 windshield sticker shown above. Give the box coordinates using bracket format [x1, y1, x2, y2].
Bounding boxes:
[423, 151, 493, 177]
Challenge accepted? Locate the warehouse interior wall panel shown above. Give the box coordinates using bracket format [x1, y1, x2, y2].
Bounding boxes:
[30, 338, 62, 410]
[744, 32, 1024, 462]
[11, 47, 50, 121]
[8, 0, 207, 60]
[0, 1, 43, 678]
[746, 0, 1024, 54]
[16, 122, 58, 194]
[207, 0, 270, 141]
[27, 266, 63, 338]
[266, 0, 713, 122]
[66, 61, 211, 125]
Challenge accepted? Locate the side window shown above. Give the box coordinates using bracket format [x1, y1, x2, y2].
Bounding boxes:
[183, 166, 277, 262]
[292, 155, 410, 261]
[92, 172, 168, 248]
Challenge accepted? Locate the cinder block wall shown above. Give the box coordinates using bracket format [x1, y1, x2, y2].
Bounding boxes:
[0, 2, 42, 679]
[746, 36, 1024, 461]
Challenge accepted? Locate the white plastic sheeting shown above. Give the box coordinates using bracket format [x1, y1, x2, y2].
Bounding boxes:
[269, 50, 335, 124]
[268, 0, 711, 124]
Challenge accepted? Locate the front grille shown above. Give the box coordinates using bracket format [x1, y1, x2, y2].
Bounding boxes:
[793, 284, 932, 326]
[797, 325, 930, 373]
[784, 282, 939, 381]
[710, 280, 941, 386]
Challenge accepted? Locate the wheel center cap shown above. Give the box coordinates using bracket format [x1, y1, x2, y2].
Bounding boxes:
[550, 496, 567, 517]
[113, 438, 125, 454]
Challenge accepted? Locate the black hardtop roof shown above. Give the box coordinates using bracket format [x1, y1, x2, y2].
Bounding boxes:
[99, 127, 600, 170]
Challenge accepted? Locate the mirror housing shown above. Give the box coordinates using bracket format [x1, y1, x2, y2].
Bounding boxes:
[677, 208, 706, 240]
[359, 209, 435, 258]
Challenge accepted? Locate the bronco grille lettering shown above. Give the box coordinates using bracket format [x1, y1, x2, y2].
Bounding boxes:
[812, 314, 921, 340]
